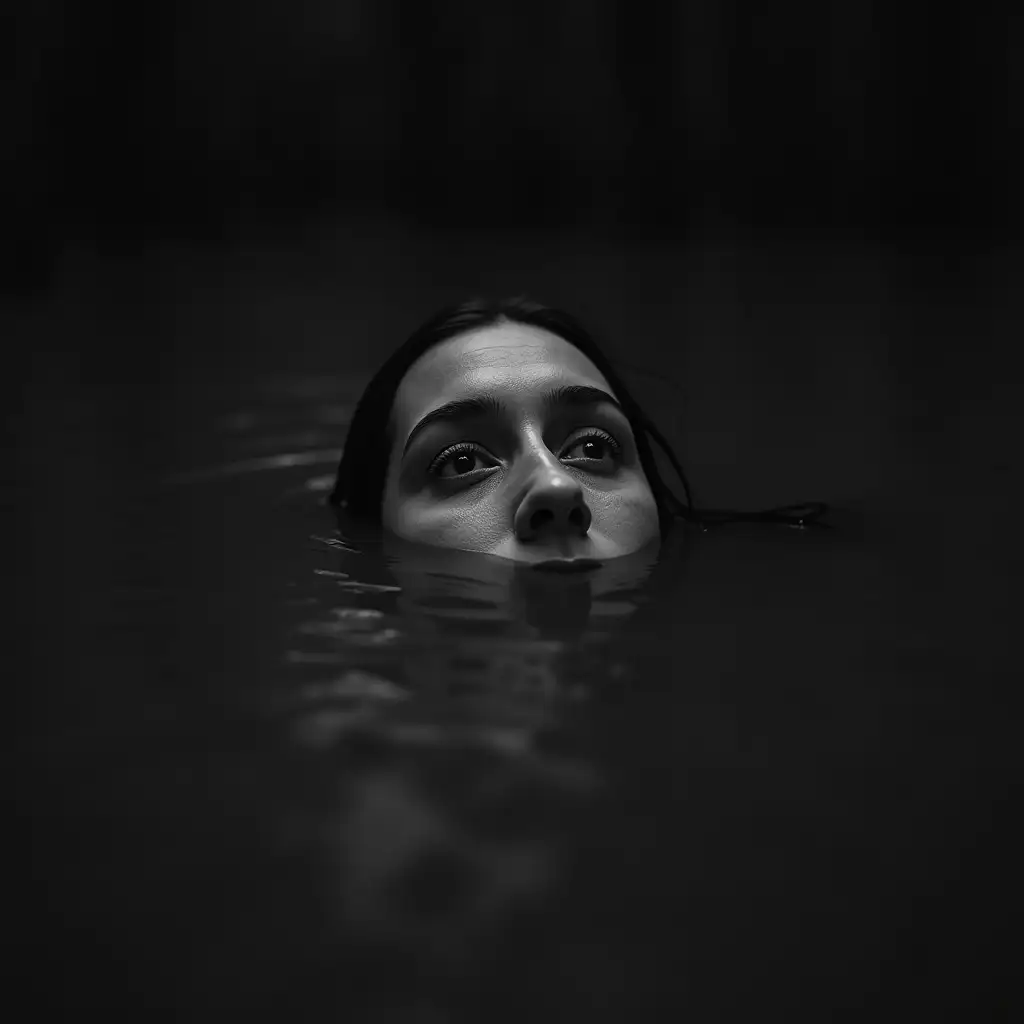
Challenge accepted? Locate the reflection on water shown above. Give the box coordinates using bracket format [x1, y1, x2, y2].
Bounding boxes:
[24, 371, 1009, 1023]
[273, 523, 665, 1008]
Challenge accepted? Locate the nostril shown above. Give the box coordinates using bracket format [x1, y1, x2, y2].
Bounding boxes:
[529, 509, 554, 532]
[568, 506, 585, 528]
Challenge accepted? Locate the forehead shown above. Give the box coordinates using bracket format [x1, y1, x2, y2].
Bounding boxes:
[391, 323, 615, 429]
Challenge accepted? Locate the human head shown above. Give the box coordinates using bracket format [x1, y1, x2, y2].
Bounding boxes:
[330, 298, 692, 563]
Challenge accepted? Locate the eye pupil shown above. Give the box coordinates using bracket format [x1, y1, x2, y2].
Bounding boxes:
[453, 453, 475, 474]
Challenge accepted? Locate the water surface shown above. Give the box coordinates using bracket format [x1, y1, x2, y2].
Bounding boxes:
[17, 234, 1014, 1021]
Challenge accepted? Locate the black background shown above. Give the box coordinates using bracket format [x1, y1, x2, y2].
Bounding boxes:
[7, 0, 1020, 257]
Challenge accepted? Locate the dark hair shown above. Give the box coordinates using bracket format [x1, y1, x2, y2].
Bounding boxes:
[329, 296, 695, 536]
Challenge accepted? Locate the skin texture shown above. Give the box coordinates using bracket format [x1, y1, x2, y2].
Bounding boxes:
[381, 323, 661, 564]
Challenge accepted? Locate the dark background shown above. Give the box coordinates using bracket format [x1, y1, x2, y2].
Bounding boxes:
[7, 0, 1021, 255]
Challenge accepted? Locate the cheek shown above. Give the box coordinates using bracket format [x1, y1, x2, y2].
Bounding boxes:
[384, 490, 508, 548]
[587, 481, 660, 542]
[444, 502, 508, 544]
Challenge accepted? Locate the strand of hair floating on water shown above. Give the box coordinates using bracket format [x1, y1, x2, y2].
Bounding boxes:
[698, 501, 830, 528]
[640, 415, 829, 529]
[615, 359, 828, 529]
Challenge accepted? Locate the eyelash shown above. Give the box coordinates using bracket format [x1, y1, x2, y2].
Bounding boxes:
[561, 428, 622, 461]
[427, 429, 622, 478]
[427, 442, 489, 477]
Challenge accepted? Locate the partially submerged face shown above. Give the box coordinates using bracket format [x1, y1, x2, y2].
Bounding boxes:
[381, 322, 661, 565]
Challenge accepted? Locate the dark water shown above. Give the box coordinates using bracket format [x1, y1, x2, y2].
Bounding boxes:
[16, 228, 1016, 1021]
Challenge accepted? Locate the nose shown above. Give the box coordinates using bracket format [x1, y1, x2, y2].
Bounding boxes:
[514, 462, 592, 543]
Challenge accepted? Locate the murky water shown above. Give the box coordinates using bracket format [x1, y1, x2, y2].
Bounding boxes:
[16, 232, 1015, 1021]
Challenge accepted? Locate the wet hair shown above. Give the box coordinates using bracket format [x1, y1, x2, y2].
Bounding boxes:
[329, 296, 695, 536]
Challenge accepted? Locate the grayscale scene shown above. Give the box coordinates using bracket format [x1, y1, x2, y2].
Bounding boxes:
[11, 3, 1017, 1021]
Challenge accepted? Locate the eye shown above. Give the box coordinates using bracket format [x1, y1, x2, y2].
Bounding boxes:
[428, 443, 498, 480]
[559, 429, 622, 471]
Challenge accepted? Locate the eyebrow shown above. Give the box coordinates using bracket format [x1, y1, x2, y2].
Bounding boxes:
[402, 384, 622, 456]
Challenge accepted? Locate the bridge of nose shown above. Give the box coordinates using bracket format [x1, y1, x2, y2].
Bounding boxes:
[518, 449, 581, 504]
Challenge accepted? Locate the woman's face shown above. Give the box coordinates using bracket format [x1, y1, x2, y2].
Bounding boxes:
[381, 322, 661, 565]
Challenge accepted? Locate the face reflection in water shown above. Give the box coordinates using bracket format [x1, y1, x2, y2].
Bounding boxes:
[290, 530, 672, 977]
[293, 532, 657, 976]
[381, 323, 662, 564]
[383, 533, 661, 640]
